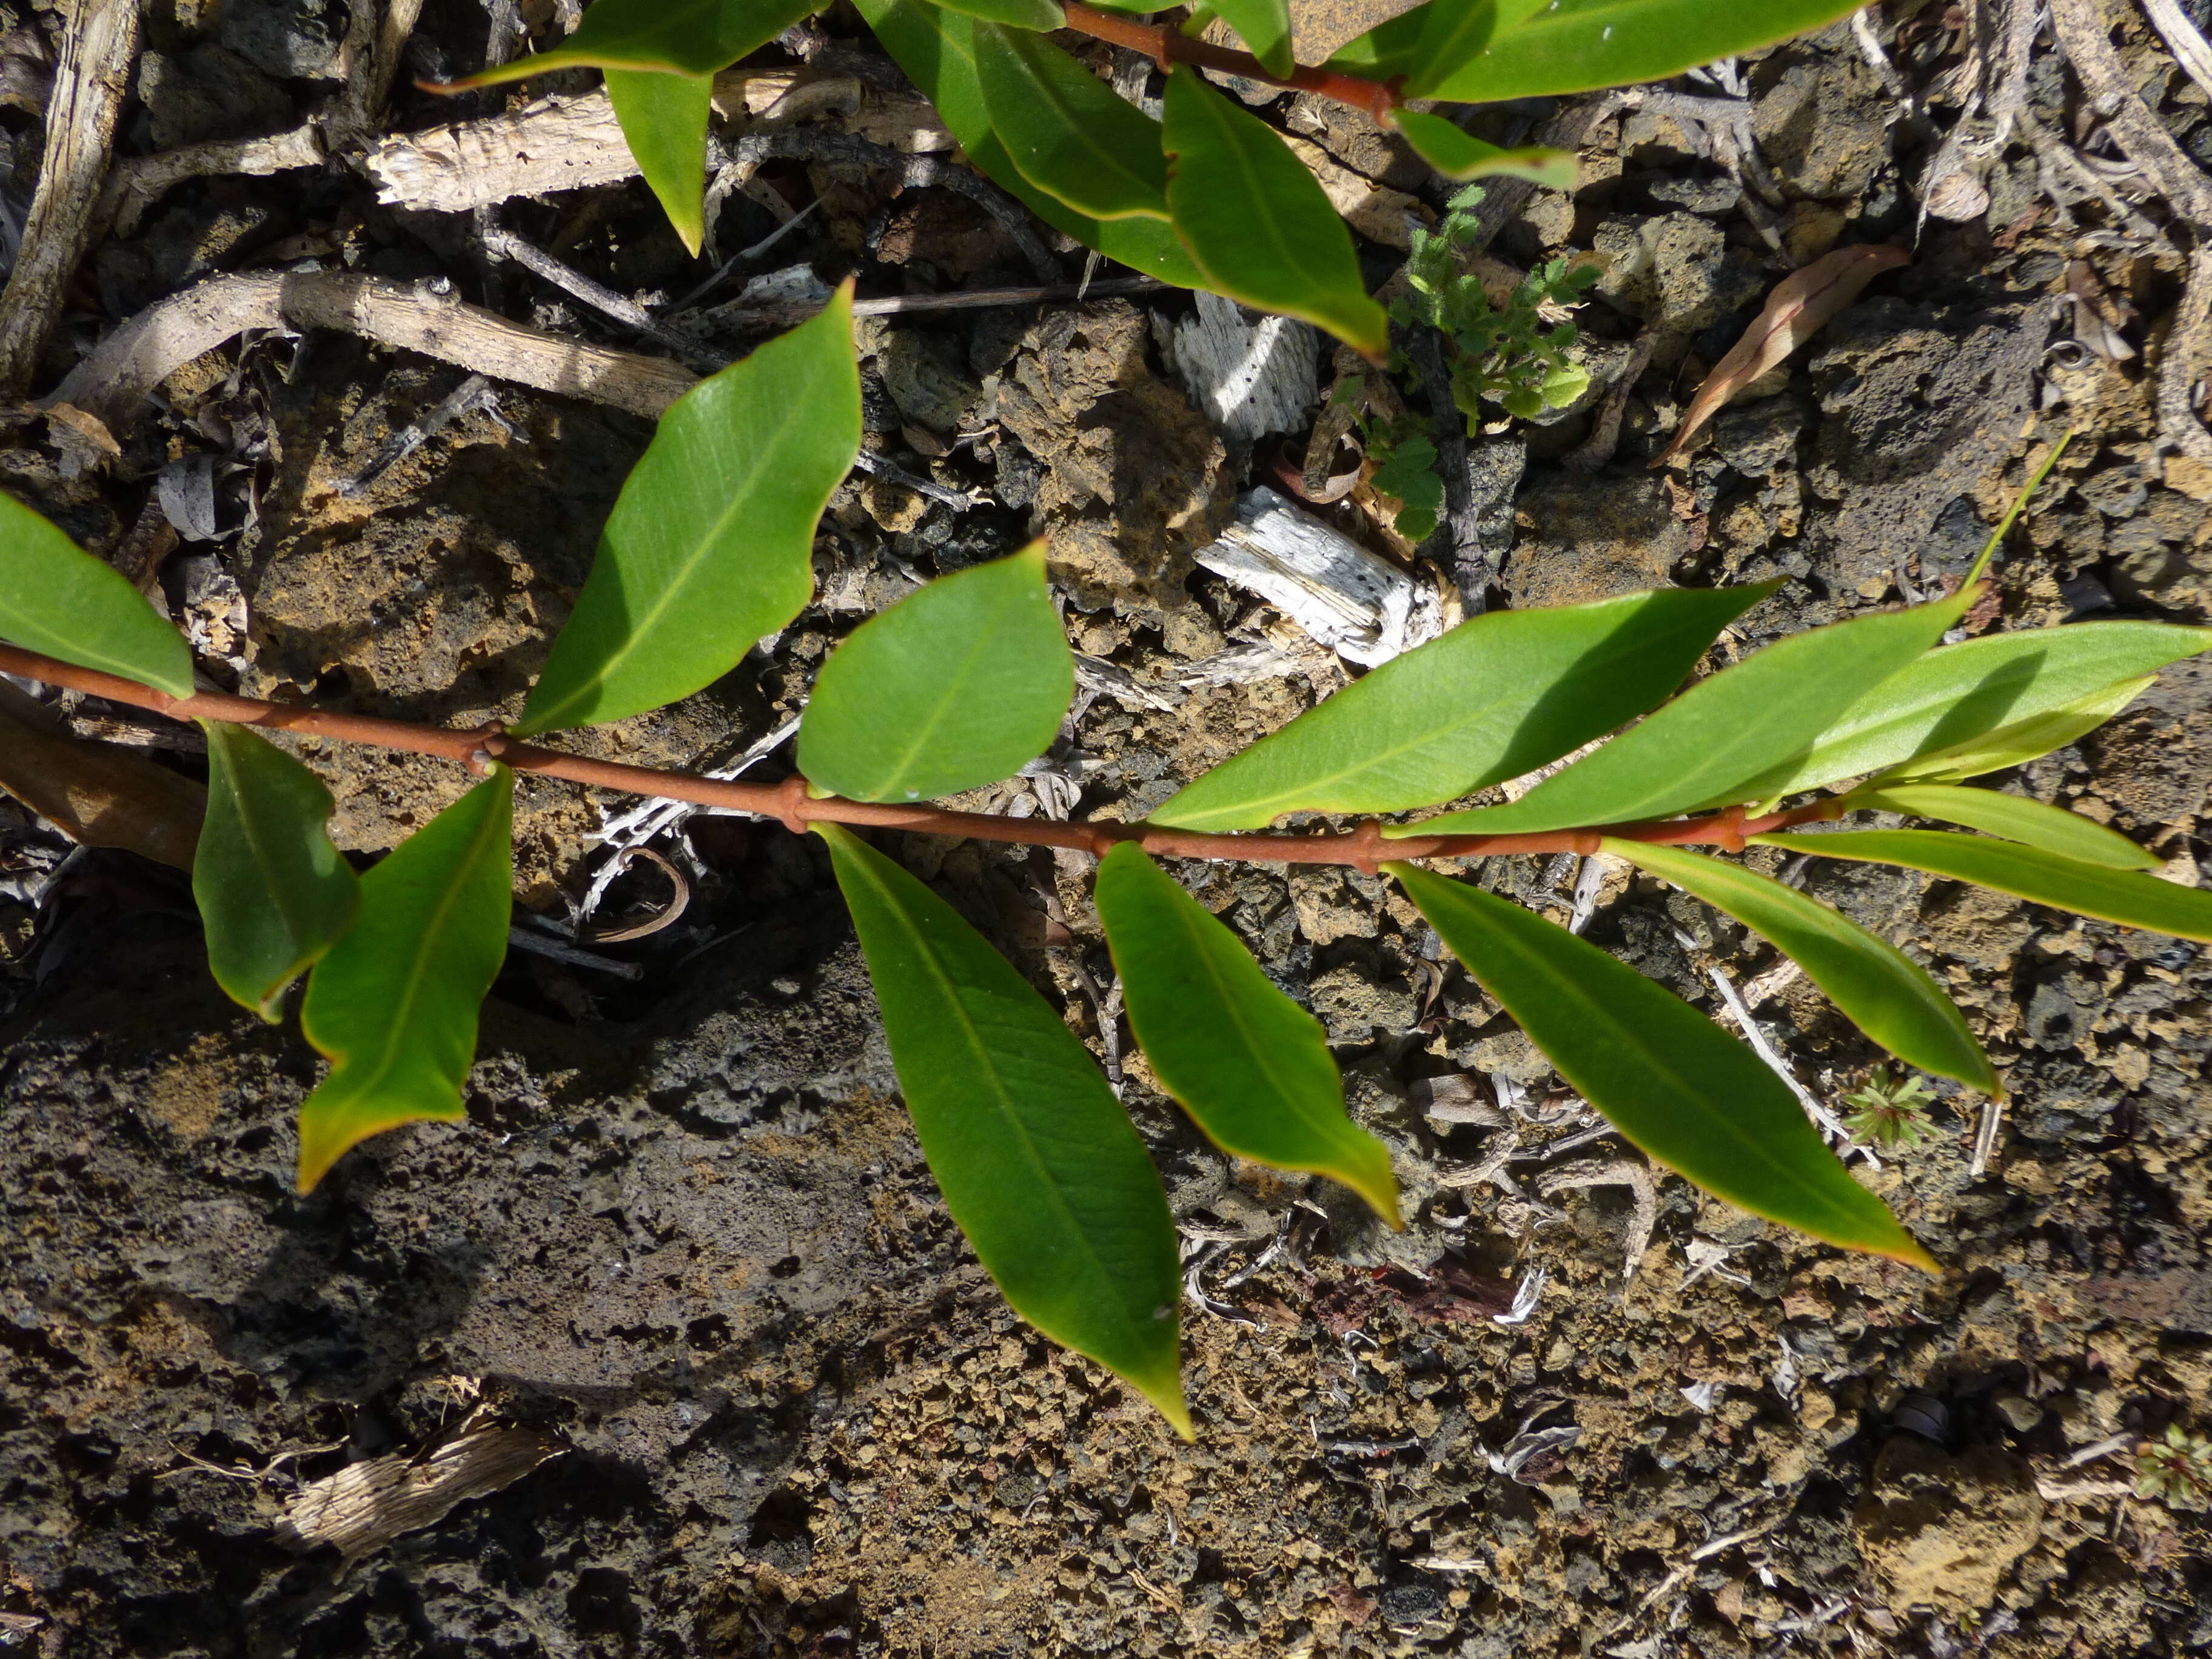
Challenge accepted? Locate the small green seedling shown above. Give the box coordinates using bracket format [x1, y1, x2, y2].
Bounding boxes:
[1839, 1066, 1940, 1151]
[2136, 1425, 2212, 1510]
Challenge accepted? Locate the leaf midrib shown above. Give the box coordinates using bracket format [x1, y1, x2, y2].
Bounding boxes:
[863, 588, 1021, 800]
[993, 33, 1162, 215]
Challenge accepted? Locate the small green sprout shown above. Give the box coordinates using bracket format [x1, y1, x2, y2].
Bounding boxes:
[2135, 1424, 2212, 1509]
[1840, 1066, 1940, 1150]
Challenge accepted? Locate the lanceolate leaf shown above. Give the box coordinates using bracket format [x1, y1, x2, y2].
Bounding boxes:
[1162, 67, 1390, 360]
[819, 825, 1188, 1433]
[974, 23, 1170, 221]
[1849, 783, 2156, 871]
[445, 0, 818, 82]
[0, 491, 194, 698]
[1870, 675, 2156, 786]
[1725, 623, 2212, 802]
[297, 771, 514, 1191]
[1390, 863, 1936, 1269]
[853, 0, 1205, 286]
[1211, 0, 1295, 77]
[1606, 839, 1996, 1094]
[517, 285, 860, 732]
[1397, 590, 1972, 838]
[1096, 845, 1399, 1224]
[799, 544, 1072, 802]
[1391, 110, 1577, 188]
[931, 0, 1064, 25]
[1153, 585, 1772, 833]
[195, 723, 361, 1022]
[606, 67, 712, 255]
[1754, 829, 2212, 942]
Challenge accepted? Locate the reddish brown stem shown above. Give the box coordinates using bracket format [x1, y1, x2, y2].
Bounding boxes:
[0, 644, 1844, 868]
[1059, 2, 1402, 122]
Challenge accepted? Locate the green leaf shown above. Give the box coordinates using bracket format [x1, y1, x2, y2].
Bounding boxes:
[1210, 0, 1295, 77]
[854, 0, 1206, 286]
[799, 543, 1073, 802]
[1389, 862, 1936, 1269]
[517, 284, 860, 733]
[444, 0, 818, 82]
[606, 67, 712, 255]
[1604, 839, 1996, 1094]
[1392, 111, 1576, 187]
[1397, 590, 1974, 837]
[194, 723, 361, 1022]
[1848, 783, 2156, 872]
[1153, 585, 1773, 833]
[1095, 845, 1399, 1223]
[0, 491, 194, 698]
[819, 824, 1188, 1433]
[1753, 828, 2212, 942]
[1734, 623, 2212, 801]
[930, 0, 1064, 24]
[974, 23, 1170, 221]
[1869, 674, 2157, 787]
[296, 771, 514, 1191]
[1161, 67, 1390, 360]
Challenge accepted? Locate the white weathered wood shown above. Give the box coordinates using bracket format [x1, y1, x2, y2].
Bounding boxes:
[1167, 292, 1321, 445]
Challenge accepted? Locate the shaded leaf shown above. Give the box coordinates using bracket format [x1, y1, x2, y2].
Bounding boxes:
[1162, 67, 1389, 360]
[799, 543, 1071, 802]
[1606, 839, 1996, 1093]
[1390, 862, 1936, 1268]
[1869, 674, 2156, 786]
[297, 771, 514, 1191]
[1210, 0, 1295, 77]
[445, 0, 818, 82]
[517, 284, 860, 732]
[0, 491, 194, 697]
[1729, 623, 2212, 801]
[819, 824, 1188, 1433]
[1848, 783, 2156, 871]
[1753, 828, 2212, 942]
[1396, 589, 1972, 837]
[196, 723, 361, 1021]
[974, 22, 1170, 221]
[854, 0, 1205, 285]
[0, 683, 204, 869]
[1392, 110, 1577, 188]
[1654, 245, 1908, 468]
[1153, 585, 1773, 833]
[1096, 845, 1398, 1223]
[606, 67, 712, 255]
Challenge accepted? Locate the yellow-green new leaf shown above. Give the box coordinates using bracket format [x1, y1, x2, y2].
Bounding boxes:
[1849, 783, 2156, 871]
[606, 67, 712, 255]
[1605, 839, 1996, 1094]
[799, 544, 1072, 802]
[1869, 675, 2156, 787]
[297, 771, 514, 1191]
[974, 23, 1170, 221]
[194, 723, 361, 1022]
[518, 284, 860, 732]
[820, 825, 1188, 1433]
[1392, 109, 1576, 189]
[1390, 863, 1936, 1269]
[1211, 0, 1295, 77]
[1096, 845, 1399, 1224]
[0, 492, 193, 697]
[1162, 67, 1390, 360]
[1754, 829, 2212, 942]
[1153, 585, 1773, 833]
[445, 0, 818, 82]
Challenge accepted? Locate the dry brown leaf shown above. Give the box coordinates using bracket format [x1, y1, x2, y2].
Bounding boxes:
[0, 683, 204, 869]
[276, 1417, 566, 1558]
[1654, 243, 1910, 469]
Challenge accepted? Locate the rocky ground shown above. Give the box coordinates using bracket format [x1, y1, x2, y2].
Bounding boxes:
[4, 1, 2212, 1656]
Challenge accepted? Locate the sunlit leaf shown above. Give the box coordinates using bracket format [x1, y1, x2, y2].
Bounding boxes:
[1722, 623, 2212, 803]
[1390, 862, 1936, 1268]
[1397, 590, 1972, 837]
[799, 544, 1072, 802]
[1210, 0, 1295, 77]
[1162, 67, 1390, 360]
[1869, 675, 2156, 786]
[517, 284, 860, 732]
[930, 0, 1064, 24]
[297, 771, 514, 1191]
[1153, 585, 1772, 833]
[0, 491, 194, 698]
[854, 0, 1205, 285]
[443, 0, 818, 82]
[1606, 839, 1996, 1094]
[1848, 783, 2156, 871]
[1755, 828, 2212, 942]
[195, 723, 361, 1022]
[606, 67, 712, 255]
[820, 824, 1188, 1433]
[1096, 845, 1399, 1224]
[974, 22, 1170, 221]
[1391, 110, 1577, 188]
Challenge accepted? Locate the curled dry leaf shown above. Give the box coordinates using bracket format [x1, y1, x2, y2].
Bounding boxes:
[0, 683, 204, 870]
[1654, 244, 1909, 469]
